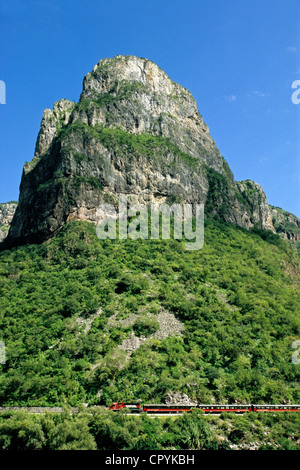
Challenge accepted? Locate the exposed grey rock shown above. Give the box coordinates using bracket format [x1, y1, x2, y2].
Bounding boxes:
[116, 309, 184, 359]
[270, 205, 300, 241]
[118, 333, 144, 354]
[76, 308, 102, 335]
[0, 202, 18, 241]
[164, 392, 197, 405]
[34, 99, 76, 160]
[151, 310, 184, 340]
[236, 180, 274, 232]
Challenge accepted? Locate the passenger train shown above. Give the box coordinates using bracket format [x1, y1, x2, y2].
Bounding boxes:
[109, 402, 300, 413]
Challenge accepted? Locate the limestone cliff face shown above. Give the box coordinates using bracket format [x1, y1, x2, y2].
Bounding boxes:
[270, 206, 300, 241]
[2, 55, 299, 247]
[0, 202, 17, 242]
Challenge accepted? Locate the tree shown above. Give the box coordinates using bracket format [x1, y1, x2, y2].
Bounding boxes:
[176, 411, 216, 450]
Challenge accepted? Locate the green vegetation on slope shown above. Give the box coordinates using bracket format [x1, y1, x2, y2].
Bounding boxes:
[0, 218, 299, 408]
[0, 408, 299, 450]
[57, 120, 203, 169]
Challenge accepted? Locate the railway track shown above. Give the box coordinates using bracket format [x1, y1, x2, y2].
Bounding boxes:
[0, 407, 69, 414]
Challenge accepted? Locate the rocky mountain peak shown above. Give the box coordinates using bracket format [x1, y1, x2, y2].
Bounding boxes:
[78, 55, 219, 164]
[2, 55, 299, 248]
[33, 99, 76, 162]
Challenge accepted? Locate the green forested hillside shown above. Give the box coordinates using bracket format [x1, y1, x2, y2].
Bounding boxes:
[0, 219, 299, 407]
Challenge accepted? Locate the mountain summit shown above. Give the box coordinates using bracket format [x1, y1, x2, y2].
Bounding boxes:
[3, 55, 299, 246]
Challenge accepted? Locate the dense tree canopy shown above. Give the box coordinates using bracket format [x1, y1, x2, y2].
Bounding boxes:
[0, 218, 298, 408]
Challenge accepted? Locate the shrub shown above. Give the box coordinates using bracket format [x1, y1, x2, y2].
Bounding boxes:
[133, 315, 160, 337]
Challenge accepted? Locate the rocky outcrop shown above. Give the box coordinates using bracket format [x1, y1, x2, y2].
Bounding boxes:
[236, 180, 274, 232]
[2, 55, 299, 247]
[270, 206, 300, 241]
[109, 309, 184, 359]
[164, 392, 197, 405]
[0, 202, 17, 242]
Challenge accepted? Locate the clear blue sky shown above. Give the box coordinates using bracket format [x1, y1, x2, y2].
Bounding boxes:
[1, 0, 299, 216]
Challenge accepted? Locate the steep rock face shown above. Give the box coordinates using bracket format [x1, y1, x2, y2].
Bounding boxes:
[2, 55, 297, 247]
[0, 202, 18, 242]
[236, 180, 274, 232]
[270, 206, 300, 241]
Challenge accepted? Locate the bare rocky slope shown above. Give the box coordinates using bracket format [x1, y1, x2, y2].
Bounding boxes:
[0, 202, 18, 242]
[1, 55, 299, 247]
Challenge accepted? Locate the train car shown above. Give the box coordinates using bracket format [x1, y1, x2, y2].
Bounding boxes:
[198, 404, 252, 413]
[253, 404, 300, 412]
[143, 403, 194, 413]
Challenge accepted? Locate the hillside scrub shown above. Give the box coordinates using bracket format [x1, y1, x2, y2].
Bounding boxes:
[0, 218, 299, 408]
[0, 408, 299, 450]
